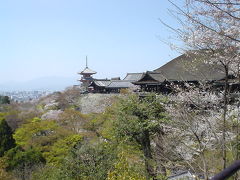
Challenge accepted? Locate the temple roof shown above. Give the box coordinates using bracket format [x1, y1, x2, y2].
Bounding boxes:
[90, 80, 111, 87]
[154, 52, 226, 81]
[90, 79, 135, 89]
[107, 80, 135, 88]
[134, 52, 227, 85]
[79, 67, 97, 75]
[133, 72, 166, 85]
[123, 73, 144, 82]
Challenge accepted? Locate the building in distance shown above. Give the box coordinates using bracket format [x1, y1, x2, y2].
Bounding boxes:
[78, 56, 97, 91]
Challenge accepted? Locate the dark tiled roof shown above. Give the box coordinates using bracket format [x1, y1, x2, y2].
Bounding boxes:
[94, 80, 111, 87]
[148, 72, 167, 82]
[107, 80, 135, 88]
[111, 77, 121, 80]
[79, 67, 97, 74]
[90, 79, 135, 89]
[90, 79, 111, 87]
[123, 73, 144, 82]
[154, 52, 225, 81]
[133, 72, 166, 84]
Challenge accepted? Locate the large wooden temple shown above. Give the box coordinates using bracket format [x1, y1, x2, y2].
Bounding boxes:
[78, 52, 239, 94]
[133, 52, 238, 93]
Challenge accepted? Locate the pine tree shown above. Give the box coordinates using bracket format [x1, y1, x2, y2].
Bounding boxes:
[0, 119, 15, 157]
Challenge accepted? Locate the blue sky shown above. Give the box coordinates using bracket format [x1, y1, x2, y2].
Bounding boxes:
[0, 0, 180, 83]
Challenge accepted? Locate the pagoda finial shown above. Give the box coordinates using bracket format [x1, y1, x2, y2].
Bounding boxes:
[86, 56, 88, 68]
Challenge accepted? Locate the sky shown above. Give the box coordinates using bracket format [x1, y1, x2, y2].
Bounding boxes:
[0, 0, 180, 84]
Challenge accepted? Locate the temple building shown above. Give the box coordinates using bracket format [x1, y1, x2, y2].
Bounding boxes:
[89, 79, 111, 93]
[89, 79, 138, 93]
[78, 57, 97, 90]
[133, 52, 237, 93]
[88, 74, 144, 93]
[78, 51, 238, 94]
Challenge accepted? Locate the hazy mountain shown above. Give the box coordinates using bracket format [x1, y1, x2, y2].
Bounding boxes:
[0, 76, 79, 91]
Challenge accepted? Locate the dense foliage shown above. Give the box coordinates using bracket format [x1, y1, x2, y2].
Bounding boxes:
[0, 96, 10, 104]
[0, 90, 239, 180]
[4, 146, 45, 180]
[0, 115, 16, 157]
[112, 94, 168, 178]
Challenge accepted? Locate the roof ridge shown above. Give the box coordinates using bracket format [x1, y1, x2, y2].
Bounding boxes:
[126, 72, 144, 74]
[153, 54, 186, 72]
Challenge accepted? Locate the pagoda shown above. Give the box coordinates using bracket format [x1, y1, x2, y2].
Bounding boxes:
[78, 56, 97, 90]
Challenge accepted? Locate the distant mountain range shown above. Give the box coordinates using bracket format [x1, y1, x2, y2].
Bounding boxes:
[0, 76, 79, 91]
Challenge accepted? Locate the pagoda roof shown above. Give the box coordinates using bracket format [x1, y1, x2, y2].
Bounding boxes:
[79, 67, 97, 75]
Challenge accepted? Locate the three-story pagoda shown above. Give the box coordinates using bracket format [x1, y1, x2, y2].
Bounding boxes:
[78, 56, 97, 90]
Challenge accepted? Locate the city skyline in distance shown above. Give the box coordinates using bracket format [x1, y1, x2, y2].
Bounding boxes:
[0, 76, 78, 91]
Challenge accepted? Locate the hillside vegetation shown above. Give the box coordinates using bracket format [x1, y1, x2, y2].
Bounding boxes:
[0, 87, 239, 180]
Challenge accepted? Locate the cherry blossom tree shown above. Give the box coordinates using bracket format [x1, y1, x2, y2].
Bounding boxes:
[165, 86, 240, 179]
[163, 0, 240, 170]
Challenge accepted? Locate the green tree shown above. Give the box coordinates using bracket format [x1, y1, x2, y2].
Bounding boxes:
[5, 146, 45, 171]
[0, 96, 10, 104]
[113, 94, 169, 178]
[13, 118, 71, 152]
[4, 146, 45, 180]
[62, 142, 117, 180]
[107, 150, 146, 180]
[44, 134, 83, 165]
[0, 118, 15, 157]
[33, 142, 117, 180]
